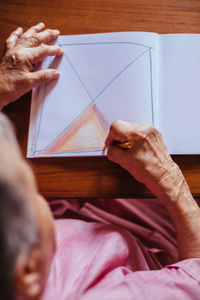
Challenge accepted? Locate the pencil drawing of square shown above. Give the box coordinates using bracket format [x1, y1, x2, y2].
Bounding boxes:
[27, 33, 154, 157]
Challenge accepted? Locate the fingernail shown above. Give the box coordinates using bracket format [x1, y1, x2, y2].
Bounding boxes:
[16, 27, 22, 34]
[52, 70, 60, 79]
[53, 30, 60, 35]
[38, 22, 45, 29]
[59, 48, 64, 54]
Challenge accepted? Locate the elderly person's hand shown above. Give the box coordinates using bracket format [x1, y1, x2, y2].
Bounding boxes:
[105, 120, 180, 198]
[106, 120, 200, 260]
[0, 23, 63, 109]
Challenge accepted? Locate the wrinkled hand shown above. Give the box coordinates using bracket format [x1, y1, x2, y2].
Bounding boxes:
[105, 120, 180, 197]
[0, 23, 63, 109]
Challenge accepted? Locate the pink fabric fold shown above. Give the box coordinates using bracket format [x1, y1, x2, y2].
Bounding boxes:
[43, 198, 200, 299]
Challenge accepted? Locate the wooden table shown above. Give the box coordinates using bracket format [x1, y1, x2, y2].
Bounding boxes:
[0, 0, 200, 198]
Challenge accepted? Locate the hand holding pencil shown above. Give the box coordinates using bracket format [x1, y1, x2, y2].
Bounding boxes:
[118, 141, 134, 149]
[105, 120, 177, 198]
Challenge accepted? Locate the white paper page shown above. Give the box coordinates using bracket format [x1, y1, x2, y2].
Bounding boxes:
[27, 32, 158, 157]
[158, 34, 200, 154]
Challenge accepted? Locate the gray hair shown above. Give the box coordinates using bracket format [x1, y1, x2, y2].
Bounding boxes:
[0, 112, 40, 300]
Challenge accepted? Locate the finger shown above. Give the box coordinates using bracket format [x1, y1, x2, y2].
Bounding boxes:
[35, 29, 60, 44]
[27, 44, 63, 64]
[23, 29, 60, 47]
[21, 22, 45, 38]
[6, 27, 23, 49]
[107, 144, 126, 164]
[105, 120, 133, 147]
[27, 69, 60, 89]
[105, 120, 149, 147]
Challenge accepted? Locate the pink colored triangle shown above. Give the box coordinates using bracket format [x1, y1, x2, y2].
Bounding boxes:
[43, 104, 108, 154]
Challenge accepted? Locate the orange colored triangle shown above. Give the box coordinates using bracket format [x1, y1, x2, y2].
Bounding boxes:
[44, 104, 108, 154]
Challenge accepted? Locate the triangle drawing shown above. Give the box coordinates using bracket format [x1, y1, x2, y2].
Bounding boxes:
[42, 104, 108, 154]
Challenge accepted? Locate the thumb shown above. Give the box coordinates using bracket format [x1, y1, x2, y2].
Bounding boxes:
[28, 69, 60, 88]
[107, 144, 126, 164]
[105, 120, 132, 147]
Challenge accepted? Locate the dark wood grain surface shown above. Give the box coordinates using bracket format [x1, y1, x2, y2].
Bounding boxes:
[0, 0, 200, 197]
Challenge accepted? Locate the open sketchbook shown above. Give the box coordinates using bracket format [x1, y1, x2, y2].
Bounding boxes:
[27, 32, 200, 157]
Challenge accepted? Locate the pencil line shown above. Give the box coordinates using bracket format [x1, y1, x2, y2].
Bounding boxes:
[34, 56, 53, 153]
[149, 48, 154, 126]
[92, 48, 149, 104]
[59, 41, 150, 49]
[63, 52, 93, 100]
[37, 149, 104, 155]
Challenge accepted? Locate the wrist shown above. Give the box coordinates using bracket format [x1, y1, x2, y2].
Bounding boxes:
[155, 163, 185, 201]
[154, 163, 198, 217]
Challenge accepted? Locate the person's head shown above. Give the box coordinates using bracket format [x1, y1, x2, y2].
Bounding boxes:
[0, 112, 55, 300]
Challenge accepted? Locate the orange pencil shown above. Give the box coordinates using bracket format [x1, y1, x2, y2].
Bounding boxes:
[103, 141, 134, 152]
[118, 141, 134, 149]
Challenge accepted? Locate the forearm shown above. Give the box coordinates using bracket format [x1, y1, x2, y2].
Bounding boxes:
[154, 164, 200, 260]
